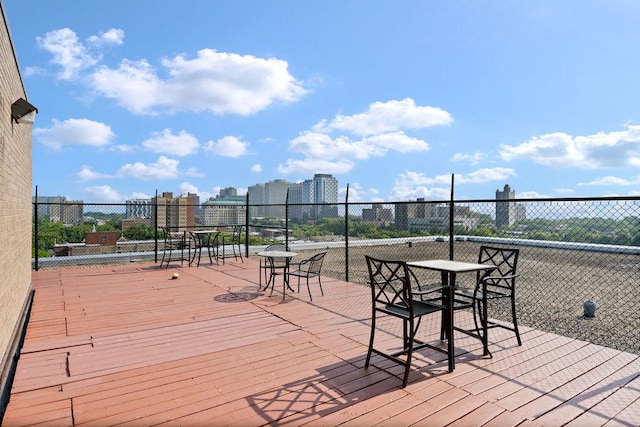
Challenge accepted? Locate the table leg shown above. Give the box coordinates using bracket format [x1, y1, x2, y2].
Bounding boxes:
[447, 272, 455, 372]
[481, 281, 490, 356]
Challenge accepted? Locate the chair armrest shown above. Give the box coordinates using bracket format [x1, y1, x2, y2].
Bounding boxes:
[413, 284, 449, 296]
[480, 273, 520, 283]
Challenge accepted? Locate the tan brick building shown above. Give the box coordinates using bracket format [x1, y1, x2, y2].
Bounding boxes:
[0, 3, 37, 404]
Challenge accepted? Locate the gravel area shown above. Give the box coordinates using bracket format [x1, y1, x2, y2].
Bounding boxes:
[284, 240, 640, 355]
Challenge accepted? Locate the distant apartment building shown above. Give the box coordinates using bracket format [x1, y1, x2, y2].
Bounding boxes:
[495, 184, 526, 228]
[395, 198, 479, 232]
[152, 192, 198, 231]
[219, 187, 238, 197]
[248, 174, 339, 221]
[201, 193, 246, 226]
[362, 204, 394, 225]
[302, 174, 339, 219]
[394, 198, 434, 230]
[50, 199, 84, 225]
[33, 195, 66, 217]
[248, 180, 299, 218]
[125, 198, 152, 218]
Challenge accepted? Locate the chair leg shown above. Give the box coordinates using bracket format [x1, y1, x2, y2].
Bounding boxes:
[365, 311, 376, 368]
[318, 276, 324, 296]
[402, 318, 414, 388]
[306, 277, 313, 301]
[472, 298, 492, 358]
[511, 295, 522, 346]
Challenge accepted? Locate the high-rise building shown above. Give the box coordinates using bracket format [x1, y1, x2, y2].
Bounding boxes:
[152, 192, 198, 231]
[201, 192, 246, 226]
[496, 184, 526, 227]
[125, 198, 152, 218]
[219, 187, 238, 197]
[50, 199, 84, 225]
[248, 180, 299, 218]
[247, 183, 265, 217]
[362, 204, 393, 224]
[33, 195, 66, 217]
[304, 174, 339, 218]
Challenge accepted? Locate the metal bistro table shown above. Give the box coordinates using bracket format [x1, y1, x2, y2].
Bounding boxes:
[188, 230, 221, 267]
[406, 259, 497, 372]
[256, 250, 297, 301]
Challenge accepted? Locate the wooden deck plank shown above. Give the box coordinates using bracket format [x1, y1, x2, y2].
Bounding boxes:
[2, 259, 639, 426]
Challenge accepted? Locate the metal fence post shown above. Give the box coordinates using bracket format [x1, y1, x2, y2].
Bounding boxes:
[345, 183, 349, 282]
[245, 193, 250, 258]
[34, 185, 39, 271]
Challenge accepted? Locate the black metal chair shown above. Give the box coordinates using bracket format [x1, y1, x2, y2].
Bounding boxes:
[259, 244, 287, 289]
[219, 225, 244, 264]
[465, 246, 521, 347]
[364, 255, 449, 388]
[422, 246, 522, 354]
[159, 227, 190, 268]
[188, 230, 220, 267]
[286, 251, 327, 301]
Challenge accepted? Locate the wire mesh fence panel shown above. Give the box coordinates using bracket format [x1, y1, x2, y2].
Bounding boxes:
[33, 196, 639, 354]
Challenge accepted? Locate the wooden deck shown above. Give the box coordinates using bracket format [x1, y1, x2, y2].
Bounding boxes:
[3, 258, 639, 426]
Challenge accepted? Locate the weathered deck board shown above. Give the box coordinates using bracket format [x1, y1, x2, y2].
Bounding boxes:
[2, 258, 638, 426]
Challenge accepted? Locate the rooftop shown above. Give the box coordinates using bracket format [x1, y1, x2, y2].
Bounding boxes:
[3, 258, 639, 425]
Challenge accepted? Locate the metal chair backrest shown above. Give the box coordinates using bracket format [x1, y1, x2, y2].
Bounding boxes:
[478, 246, 519, 291]
[231, 225, 243, 244]
[365, 255, 414, 311]
[305, 251, 327, 274]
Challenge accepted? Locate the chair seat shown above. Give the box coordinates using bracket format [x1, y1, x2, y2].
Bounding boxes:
[454, 286, 512, 300]
[365, 255, 450, 387]
[381, 300, 443, 318]
[288, 269, 319, 279]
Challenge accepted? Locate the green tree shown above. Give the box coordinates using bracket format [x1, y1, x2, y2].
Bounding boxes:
[123, 223, 155, 240]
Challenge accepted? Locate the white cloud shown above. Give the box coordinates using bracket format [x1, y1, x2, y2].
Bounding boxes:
[204, 136, 249, 157]
[518, 191, 551, 199]
[388, 168, 517, 201]
[251, 164, 263, 173]
[555, 188, 575, 194]
[142, 129, 199, 156]
[578, 175, 640, 186]
[389, 171, 451, 201]
[183, 167, 204, 178]
[91, 59, 161, 113]
[34, 118, 114, 150]
[178, 182, 212, 200]
[91, 49, 307, 115]
[455, 168, 517, 184]
[312, 98, 453, 136]
[277, 158, 355, 175]
[77, 166, 112, 181]
[339, 183, 383, 203]
[451, 151, 487, 165]
[281, 99, 446, 176]
[289, 131, 429, 161]
[83, 185, 123, 203]
[87, 29, 124, 46]
[129, 192, 151, 199]
[500, 125, 640, 168]
[37, 28, 100, 80]
[117, 156, 179, 179]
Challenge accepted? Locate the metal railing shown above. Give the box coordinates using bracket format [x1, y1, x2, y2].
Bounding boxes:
[32, 192, 640, 355]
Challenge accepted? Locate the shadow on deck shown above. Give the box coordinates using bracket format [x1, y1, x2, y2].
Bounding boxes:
[3, 258, 639, 426]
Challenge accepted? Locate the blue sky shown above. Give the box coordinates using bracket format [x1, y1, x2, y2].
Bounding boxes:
[6, 1, 640, 203]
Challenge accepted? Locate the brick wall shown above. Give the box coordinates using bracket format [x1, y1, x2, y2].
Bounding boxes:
[0, 4, 35, 398]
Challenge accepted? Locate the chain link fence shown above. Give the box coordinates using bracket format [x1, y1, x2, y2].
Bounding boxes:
[33, 196, 639, 354]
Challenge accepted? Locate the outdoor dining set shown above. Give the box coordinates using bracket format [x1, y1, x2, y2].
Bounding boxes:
[160, 230, 521, 388]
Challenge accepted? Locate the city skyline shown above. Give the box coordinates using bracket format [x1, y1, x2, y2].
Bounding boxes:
[7, 2, 640, 204]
